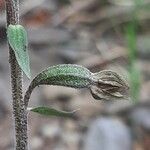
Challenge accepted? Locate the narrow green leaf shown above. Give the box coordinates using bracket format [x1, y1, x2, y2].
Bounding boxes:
[31, 64, 92, 88]
[125, 23, 137, 64]
[7, 24, 31, 78]
[29, 106, 75, 117]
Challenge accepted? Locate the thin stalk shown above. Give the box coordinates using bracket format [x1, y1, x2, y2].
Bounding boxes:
[5, 0, 28, 149]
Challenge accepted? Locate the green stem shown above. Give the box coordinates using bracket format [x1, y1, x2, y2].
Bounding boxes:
[5, 0, 28, 149]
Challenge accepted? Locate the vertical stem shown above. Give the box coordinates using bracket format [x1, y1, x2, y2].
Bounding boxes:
[5, 0, 28, 149]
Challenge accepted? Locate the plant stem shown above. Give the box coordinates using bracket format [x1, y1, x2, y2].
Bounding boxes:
[5, 0, 28, 149]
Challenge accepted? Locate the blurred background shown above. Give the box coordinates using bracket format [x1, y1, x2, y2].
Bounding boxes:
[0, 0, 150, 150]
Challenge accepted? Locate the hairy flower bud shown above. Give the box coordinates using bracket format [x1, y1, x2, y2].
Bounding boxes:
[90, 70, 129, 100]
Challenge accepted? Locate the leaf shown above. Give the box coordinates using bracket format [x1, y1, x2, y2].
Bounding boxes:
[29, 106, 76, 117]
[24, 64, 92, 107]
[31, 64, 92, 88]
[7, 25, 31, 78]
[125, 23, 137, 64]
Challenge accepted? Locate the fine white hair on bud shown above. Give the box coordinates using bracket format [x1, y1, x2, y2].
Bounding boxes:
[90, 70, 129, 100]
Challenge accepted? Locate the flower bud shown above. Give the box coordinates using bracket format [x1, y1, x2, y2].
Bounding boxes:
[90, 70, 129, 100]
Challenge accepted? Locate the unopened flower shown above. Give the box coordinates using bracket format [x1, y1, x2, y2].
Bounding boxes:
[90, 70, 129, 100]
